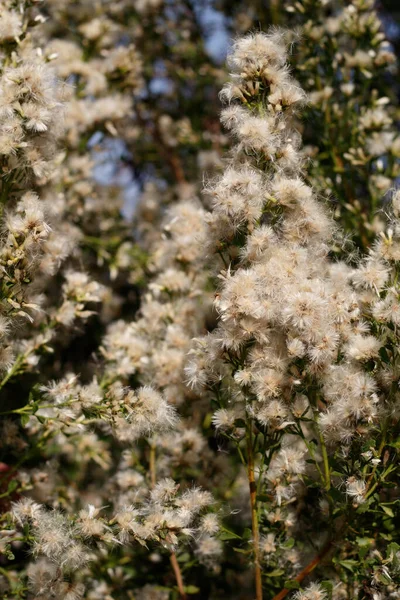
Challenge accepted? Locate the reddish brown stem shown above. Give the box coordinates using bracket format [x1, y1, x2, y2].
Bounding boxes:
[170, 552, 187, 600]
[272, 540, 333, 600]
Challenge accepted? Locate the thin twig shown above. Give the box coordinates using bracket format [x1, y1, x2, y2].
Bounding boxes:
[149, 443, 156, 489]
[170, 552, 187, 600]
[318, 429, 331, 491]
[272, 540, 333, 600]
[246, 421, 263, 600]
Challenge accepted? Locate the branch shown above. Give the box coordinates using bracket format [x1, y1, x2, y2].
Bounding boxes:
[246, 421, 263, 600]
[170, 552, 187, 600]
[272, 539, 333, 600]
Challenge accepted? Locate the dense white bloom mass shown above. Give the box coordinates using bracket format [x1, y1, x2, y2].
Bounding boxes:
[188, 30, 400, 449]
[1, 0, 400, 597]
[185, 27, 400, 597]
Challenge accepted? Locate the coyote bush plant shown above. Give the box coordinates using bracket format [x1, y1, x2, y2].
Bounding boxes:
[0, 1, 399, 600]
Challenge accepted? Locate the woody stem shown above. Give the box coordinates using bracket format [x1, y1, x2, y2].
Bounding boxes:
[246, 420, 263, 600]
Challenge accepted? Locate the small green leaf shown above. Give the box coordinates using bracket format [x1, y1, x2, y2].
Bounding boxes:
[379, 347, 390, 364]
[267, 569, 285, 577]
[337, 559, 358, 572]
[382, 505, 395, 517]
[357, 501, 371, 514]
[376, 571, 392, 585]
[184, 586, 200, 594]
[387, 542, 400, 558]
[356, 537, 373, 559]
[283, 580, 300, 590]
[281, 538, 295, 549]
[328, 487, 342, 502]
[219, 527, 241, 541]
[257, 494, 270, 502]
[233, 547, 250, 554]
[356, 537, 373, 547]
[20, 413, 30, 427]
[320, 580, 334, 599]
[202, 413, 212, 429]
[177, 552, 190, 563]
[7, 480, 17, 493]
[30, 401, 39, 414]
[388, 439, 400, 449]
[242, 528, 253, 540]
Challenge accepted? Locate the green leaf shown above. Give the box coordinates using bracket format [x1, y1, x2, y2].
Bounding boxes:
[382, 505, 395, 517]
[233, 547, 250, 554]
[337, 559, 358, 572]
[320, 580, 334, 599]
[383, 519, 395, 532]
[356, 536, 373, 559]
[184, 586, 200, 594]
[283, 580, 300, 590]
[357, 501, 372, 514]
[5, 549, 14, 560]
[356, 537, 373, 547]
[376, 571, 392, 585]
[219, 528, 241, 541]
[387, 542, 400, 559]
[242, 528, 253, 541]
[177, 552, 190, 563]
[210, 399, 219, 411]
[281, 538, 295, 549]
[20, 413, 30, 427]
[267, 569, 285, 577]
[30, 401, 39, 414]
[320, 581, 333, 590]
[256, 494, 270, 502]
[328, 487, 342, 502]
[379, 346, 390, 364]
[202, 413, 212, 429]
[7, 479, 17, 494]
